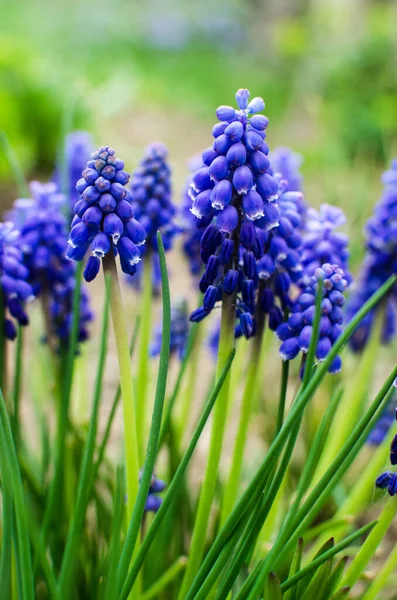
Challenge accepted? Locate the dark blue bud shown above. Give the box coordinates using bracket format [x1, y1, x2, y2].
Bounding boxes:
[247, 97, 265, 114]
[83, 168, 99, 183]
[240, 312, 254, 338]
[233, 166, 253, 194]
[218, 239, 234, 265]
[203, 255, 219, 283]
[388, 474, 397, 496]
[192, 167, 212, 192]
[201, 225, 222, 253]
[99, 193, 117, 213]
[203, 285, 219, 311]
[214, 134, 232, 155]
[84, 256, 101, 282]
[212, 122, 228, 138]
[270, 237, 288, 260]
[279, 337, 300, 360]
[82, 206, 103, 228]
[330, 305, 344, 324]
[191, 189, 212, 219]
[69, 222, 92, 247]
[225, 121, 244, 142]
[298, 325, 312, 351]
[243, 190, 264, 221]
[316, 336, 331, 361]
[269, 307, 283, 331]
[118, 236, 141, 265]
[376, 472, 392, 489]
[82, 185, 101, 203]
[390, 434, 397, 465]
[226, 142, 247, 167]
[190, 307, 210, 323]
[250, 115, 269, 130]
[110, 182, 126, 201]
[209, 156, 229, 182]
[223, 269, 239, 294]
[249, 151, 270, 174]
[243, 251, 256, 279]
[240, 221, 256, 250]
[256, 173, 279, 201]
[66, 243, 89, 261]
[257, 255, 275, 279]
[261, 288, 274, 312]
[276, 322, 293, 341]
[235, 89, 250, 110]
[243, 130, 263, 152]
[4, 318, 17, 340]
[124, 218, 146, 246]
[103, 213, 124, 243]
[216, 205, 238, 233]
[202, 147, 219, 166]
[75, 199, 90, 218]
[216, 106, 236, 122]
[253, 229, 267, 258]
[115, 200, 134, 221]
[328, 355, 342, 374]
[210, 179, 233, 210]
[242, 280, 255, 310]
[76, 177, 89, 194]
[261, 203, 280, 230]
[114, 169, 130, 185]
[95, 176, 111, 192]
[91, 232, 111, 257]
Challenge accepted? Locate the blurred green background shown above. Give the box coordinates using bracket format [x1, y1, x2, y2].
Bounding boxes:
[1, 0, 397, 268]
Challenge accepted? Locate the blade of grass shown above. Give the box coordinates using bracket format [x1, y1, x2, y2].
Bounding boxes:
[0, 131, 29, 197]
[142, 557, 188, 600]
[12, 326, 23, 450]
[116, 232, 171, 592]
[0, 446, 13, 597]
[118, 349, 236, 600]
[104, 466, 125, 600]
[0, 389, 34, 600]
[58, 275, 110, 597]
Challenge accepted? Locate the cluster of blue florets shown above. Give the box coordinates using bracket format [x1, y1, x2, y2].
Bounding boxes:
[276, 263, 347, 375]
[368, 401, 396, 445]
[9, 181, 93, 348]
[376, 410, 397, 496]
[130, 143, 176, 254]
[0, 222, 34, 340]
[67, 146, 146, 282]
[57, 131, 93, 219]
[347, 160, 397, 352]
[270, 147, 306, 220]
[189, 89, 280, 335]
[142, 472, 166, 513]
[301, 204, 351, 285]
[150, 300, 189, 360]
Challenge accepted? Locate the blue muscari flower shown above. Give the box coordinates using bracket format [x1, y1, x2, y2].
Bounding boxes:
[276, 263, 347, 376]
[270, 147, 306, 222]
[67, 146, 145, 282]
[10, 181, 93, 348]
[367, 403, 396, 446]
[0, 222, 35, 340]
[130, 142, 176, 253]
[55, 131, 93, 219]
[189, 89, 279, 330]
[301, 204, 351, 285]
[375, 407, 397, 496]
[150, 300, 189, 360]
[179, 155, 208, 276]
[140, 471, 166, 513]
[347, 160, 397, 352]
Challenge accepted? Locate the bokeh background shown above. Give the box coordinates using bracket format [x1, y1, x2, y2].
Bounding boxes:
[1, 0, 397, 273]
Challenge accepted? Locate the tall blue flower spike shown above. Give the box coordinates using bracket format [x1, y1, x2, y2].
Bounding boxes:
[56, 131, 93, 218]
[0, 222, 35, 340]
[66, 146, 146, 282]
[150, 299, 189, 360]
[276, 263, 347, 376]
[300, 204, 351, 285]
[179, 155, 208, 276]
[376, 407, 397, 496]
[140, 471, 166, 513]
[270, 147, 306, 220]
[10, 181, 93, 348]
[189, 89, 279, 334]
[348, 160, 397, 352]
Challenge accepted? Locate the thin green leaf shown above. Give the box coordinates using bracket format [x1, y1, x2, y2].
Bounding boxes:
[324, 557, 349, 600]
[328, 586, 351, 600]
[104, 466, 125, 600]
[284, 539, 303, 600]
[280, 522, 376, 593]
[300, 557, 333, 600]
[116, 232, 171, 593]
[298, 538, 334, 596]
[118, 349, 236, 600]
[264, 572, 283, 600]
[0, 389, 34, 600]
[0, 454, 13, 597]
[58, 275, 110, 597]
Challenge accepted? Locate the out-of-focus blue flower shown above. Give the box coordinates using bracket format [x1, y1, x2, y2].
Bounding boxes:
[189, 89, 280, 332]
[367, 403, 395, 445]
[67, 146, 146, 282]
[55, 131, 93, 218]
[9, 181, 93, 348]
[348, 160, 397, 352]
[376, 403, 397, 495]
[301, 204, 351, 284]
[276, 263, 347, 376]
[140, 471, 166, 513]
[0, 222, 35, 340]
[179, 155, 207, 276]
[270, 147, 306, 221]
[150, 300, 189, 360]
[130, 143, 176, 254]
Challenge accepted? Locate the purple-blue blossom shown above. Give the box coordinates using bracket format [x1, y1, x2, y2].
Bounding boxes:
[66, 146, 146, 282]
[348, 160, 397, 352]
[301, 204, 351, 285]
[189, 89, 279, 332]
[276, 263, 347, 376]
[140, 471, 166, 513]
[0, 222, 35, 340]
[376, 404, 397, 496]
[150, 300, 189, 360]
[270, 147, 306, 221]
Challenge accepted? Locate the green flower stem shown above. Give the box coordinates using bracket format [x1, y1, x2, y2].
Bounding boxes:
[103, 253, 140, 523]
[341, 497, 397, 591]
[177, 290, 236, 599]
[136, 254, 153, 463]
[220, 306, 266, 527]
[142, 557, 187, 600]
[360, 535, 397, 600]
[275, 359, 290, 435]
[314, 314, 382, 482]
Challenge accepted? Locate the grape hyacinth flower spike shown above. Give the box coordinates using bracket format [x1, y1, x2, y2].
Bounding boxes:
[270, 146, 306, 222]
[0, 222, 35, 340]
[67, 146, 146, 282]
[348, 160, 397, 352]
[150, 299, 189, 360]
[376, 408, 397, 496]
[141, 471, 166, 513]
[56, 131, 93, 218]
[189, 88, 279, 335]
[276, 263, 347, 376]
